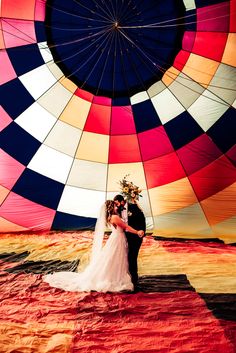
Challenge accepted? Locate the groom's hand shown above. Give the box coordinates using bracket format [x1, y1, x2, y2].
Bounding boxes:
[137, 230, 144, 238]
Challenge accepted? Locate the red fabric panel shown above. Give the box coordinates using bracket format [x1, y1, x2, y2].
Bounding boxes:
[144, 152, 186, 188]
[1, 0, 36, 20]
[197, 2, 230, 32]
[173, 50, 190, 71]
[84, 104, 111, 135]
[111, 106, 136, 135]
[0, 149, 25, 190]
[74, 88, 93, 102]
[0, 107, 13, 132]
[92, 96, 111, 106]
[177, 134, 222, 175]
[192, 32, 228, 61]
[109, 135, 141, 163]
[230, 0, 236, 31]
[138, 126, 174, 161]
[189, 156, 236, 201]
[0, 192, 56, 230]
[182, 31, 196, 52]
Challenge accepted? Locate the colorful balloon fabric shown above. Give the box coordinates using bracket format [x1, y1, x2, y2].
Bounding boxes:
[0, 0, 236, 239]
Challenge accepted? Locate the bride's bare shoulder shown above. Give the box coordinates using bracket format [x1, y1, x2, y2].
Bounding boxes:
[111, 214, 120, 222]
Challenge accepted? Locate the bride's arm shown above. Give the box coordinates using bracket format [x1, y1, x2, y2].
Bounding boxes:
[111, 215, 144, 237]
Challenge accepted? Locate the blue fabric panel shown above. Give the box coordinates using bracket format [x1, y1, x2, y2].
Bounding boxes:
[52, 211, 96, 230]
[7, 44, 44, 76]
[0, 79, 34, 119]
[207, 108, 236, 154]
[132, 100, 162, 133]
[12, 168, 65, 209]
[0, 122, 41, 165]
[35, 21, 47, 42]
[164, 111, 204, 150]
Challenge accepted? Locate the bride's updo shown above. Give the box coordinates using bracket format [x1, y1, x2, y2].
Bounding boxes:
[105, 200, 116, 224]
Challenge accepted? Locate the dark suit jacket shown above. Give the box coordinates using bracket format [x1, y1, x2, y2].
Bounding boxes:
[127, 203, 146, 233]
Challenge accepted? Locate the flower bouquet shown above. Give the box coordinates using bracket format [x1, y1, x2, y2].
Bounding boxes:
[119, 175, 142, 202]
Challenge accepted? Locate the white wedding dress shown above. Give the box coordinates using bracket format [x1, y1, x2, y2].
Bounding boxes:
[43, 225, 134, 292]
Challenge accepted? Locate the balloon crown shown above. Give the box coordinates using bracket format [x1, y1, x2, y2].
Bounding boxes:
[119, 175, 142, 202]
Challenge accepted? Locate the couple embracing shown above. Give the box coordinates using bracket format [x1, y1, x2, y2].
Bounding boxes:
[44, 194, 146, 293]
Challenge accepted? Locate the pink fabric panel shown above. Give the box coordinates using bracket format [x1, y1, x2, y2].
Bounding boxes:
[0, 107, 13, 132]
[177, 134, 223, 175]
[0, 149, 25, 190]
[111, 106, 136, 135]
[0, 49, 17, 84]
[35, 0, 46, 21]
[2, 19, 36, 48]
[197, 2, 230, 32]
[138, 126, 174, 161]
[93, 96, 112, 106]
[182, 31, 196, 52]
[0, 192, 56, 230]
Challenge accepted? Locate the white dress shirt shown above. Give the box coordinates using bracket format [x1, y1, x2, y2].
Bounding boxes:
[121, 203, 128, 224]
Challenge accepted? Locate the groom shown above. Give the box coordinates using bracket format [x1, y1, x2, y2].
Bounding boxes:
[114, 194, 146, 290]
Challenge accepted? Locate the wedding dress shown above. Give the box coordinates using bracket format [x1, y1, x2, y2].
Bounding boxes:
[43, 225, 134, 292]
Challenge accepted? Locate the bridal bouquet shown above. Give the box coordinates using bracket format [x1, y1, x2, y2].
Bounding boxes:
[119, 175, 142, 202]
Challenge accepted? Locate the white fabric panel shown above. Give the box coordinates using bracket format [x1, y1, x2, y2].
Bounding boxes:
[28, 144, 73, 183]
[47, 61, 64, 80]
[107, 162, 147, 192]
[38, 42, 53, 63]
[130, 91, 149, 105]
[44, 120, 82, 156]
[208, 64, 236, 105]
[153, 203, 211, 236]
[188, 90, 228, 131]
[58, 186, 106, 218]
[183, 0, 196, 10]
[38, 82, 73, 118]
[19, 64, 57, 100]
[147, 80, 165, 98]
[168, 73, 204, 109]
[15, 102, 57, 142]
[67, 159, 107, 191]
[151, 88, 185, 124]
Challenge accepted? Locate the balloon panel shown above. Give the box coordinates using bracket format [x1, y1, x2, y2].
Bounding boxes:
[0, 0, 236, 239]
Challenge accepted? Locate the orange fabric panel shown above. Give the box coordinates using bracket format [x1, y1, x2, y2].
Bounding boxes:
[201, 182, 236, 225]
[222, 33, 236, 67]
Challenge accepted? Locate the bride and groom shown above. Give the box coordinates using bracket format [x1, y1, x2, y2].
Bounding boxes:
[44, 194, 146, 293]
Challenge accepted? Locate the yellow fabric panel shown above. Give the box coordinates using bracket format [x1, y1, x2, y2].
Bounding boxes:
[182, 53, 219, 87]
[0, 322, 75, 353]
[212, 217, 236, 243]
[222, 33, 236, 67]
[0, 184, 10, 204]
[147, 81, 166, 98]
[201, 182, 236, 225]
[59, 77, 77, 93]
[0, 217, 28, 232]
[149, 178, 198, 216]
[162, 66, 180, 86]
[75, 131, 109, 163]
[0, 232, 93, 262]
[59, 95, 91, 129]
[107, 162, 147, 191]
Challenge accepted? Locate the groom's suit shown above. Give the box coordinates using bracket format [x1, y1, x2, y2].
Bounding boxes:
[122, 202, 146, 287]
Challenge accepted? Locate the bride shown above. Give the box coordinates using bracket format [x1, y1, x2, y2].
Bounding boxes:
[43, 200, 144, 292]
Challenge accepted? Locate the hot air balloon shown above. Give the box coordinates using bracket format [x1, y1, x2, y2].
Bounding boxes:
[1, 2, 236, 353]
[0, 0, 236, 241]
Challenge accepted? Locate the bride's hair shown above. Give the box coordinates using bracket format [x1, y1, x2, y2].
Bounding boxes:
[105, 200, 116, 224]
